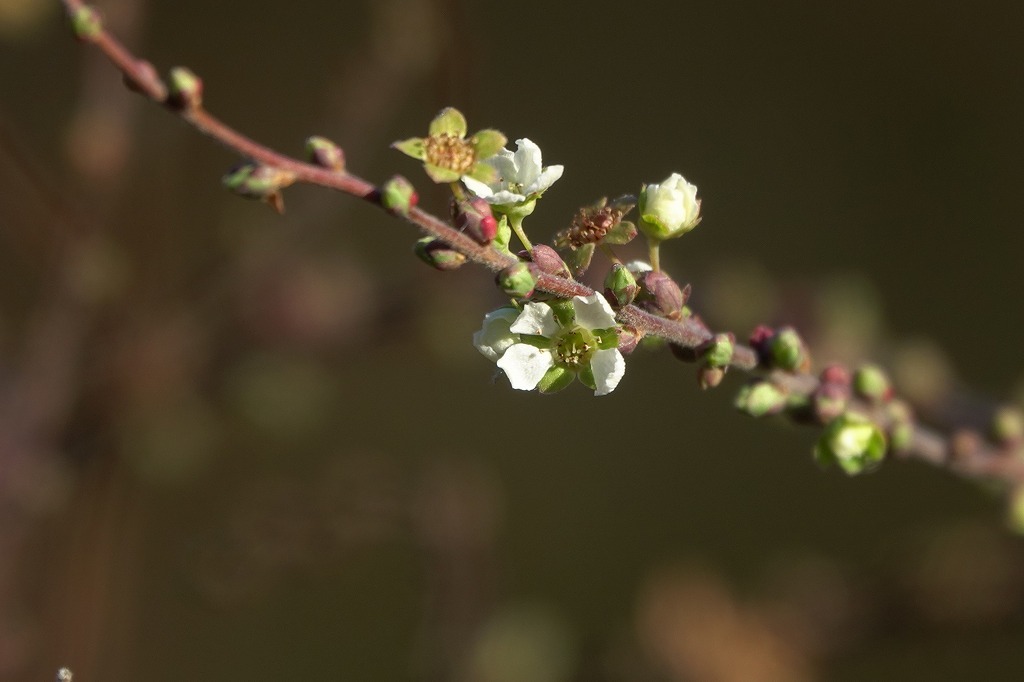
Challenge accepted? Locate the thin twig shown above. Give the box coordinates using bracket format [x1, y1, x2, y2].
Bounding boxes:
[60, 0, 1024, 489]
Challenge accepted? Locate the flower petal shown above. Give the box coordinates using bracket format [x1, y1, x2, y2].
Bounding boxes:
[486, 190, 529, 206]
[571, 293, 618, 330]
[591, 348, 625, 396]
[528, 165, 563, 195]
[473, 307, 521, 361]
[488, 149, 518, 185]
[512, 138, 542, 185]
[509, 302, 559, 337]
[462, 176, 495, 199]
[497, 344, 554, 391]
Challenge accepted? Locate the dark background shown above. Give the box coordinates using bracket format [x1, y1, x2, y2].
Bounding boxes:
[3, 0, 1024, 679]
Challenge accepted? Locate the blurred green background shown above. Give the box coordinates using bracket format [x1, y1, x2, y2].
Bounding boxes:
[3, 0, 1024, 680]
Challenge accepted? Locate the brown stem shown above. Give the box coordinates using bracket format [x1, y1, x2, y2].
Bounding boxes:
[59, 0, 1024, 489]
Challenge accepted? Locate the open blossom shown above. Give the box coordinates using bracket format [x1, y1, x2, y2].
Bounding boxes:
[473, 293, 625, 396]
[392, 107, 506, 184]
[637, 172, 701, 241]
[462, 138, 563, 209]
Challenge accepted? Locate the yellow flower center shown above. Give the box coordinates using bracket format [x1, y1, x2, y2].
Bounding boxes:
[424, 134, 476, 173]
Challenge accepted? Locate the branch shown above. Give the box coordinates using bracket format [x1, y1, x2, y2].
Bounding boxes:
[58, 0, 1024, 502]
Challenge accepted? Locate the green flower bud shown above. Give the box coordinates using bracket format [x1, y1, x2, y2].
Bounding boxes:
[990, 406, 1024, 446]
[414, 237, 465, 271]
[637, 173, 701, 242]
[852, 364, 892, 404]
[496, 262, 539, 300]
[814, 412, 886, 475]
[702, 333, 735, 369]
[735, 380, 787, 417]
[603, 263, 639, 308]
[70, 4, 103, 41]
[168, 67, 203, 110]
[380, 175, 418, 216]
[769, 327, 808, 372]
[222, 163, 296, 212]
[305, 136, 346, 172]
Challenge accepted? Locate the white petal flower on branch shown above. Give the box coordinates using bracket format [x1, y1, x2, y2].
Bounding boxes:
[462, 138, 563, 208]
[472, 293, 624, 396]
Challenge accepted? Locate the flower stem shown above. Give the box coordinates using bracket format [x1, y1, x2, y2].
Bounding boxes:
[449, 182, 466, 202]
[509, 215, 534, 251]
[648, 239, 662, 272]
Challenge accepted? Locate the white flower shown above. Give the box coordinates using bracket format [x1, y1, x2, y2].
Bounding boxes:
[638, 172, 701, 241]
[462, 138, 563, 207]
[473, 293, 625, 396]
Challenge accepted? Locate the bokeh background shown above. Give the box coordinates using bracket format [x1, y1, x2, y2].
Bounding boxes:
[3, 0, 1024, 679]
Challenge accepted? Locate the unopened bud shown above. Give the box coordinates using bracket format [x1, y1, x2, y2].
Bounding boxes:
[524, 245, 570, 278]
[812, 381, 849, 424]
[222, 163, 296, 212]
[735, 380, 787, 417]
[70, 5, 102, 41]
[604, 263, 639, 308]
[380, 175, 418, 216]
[814, 412, 886, 475]
[496, 262, 539, 300]
[852, 364, 892, 404]
[636, 271, 686, 320]
[702, 333, 735, 369]
[617, 326, 642, 355]
[414, 237, 465, 271]
[819, 364, 851, 386]
[453, 197, 497, 245]
[305, 136, 345, 172]
[168, 67, 203, 110]
[698, 366, 726, 390]
[991, 406, 1024, 446]
[769, 327, 809, 372]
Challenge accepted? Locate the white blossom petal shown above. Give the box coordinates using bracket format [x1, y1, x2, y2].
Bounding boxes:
[529, 165, 563, 194]
[571, 293, 618, 330]
[486, 189, 528, 205]
[463, 139, 562, 206]
[590, 348, 625, 396]
[512, 138, 543, 185]
[497, 344, 554, 391]
[488, 149, 518, 181]
[462, 176, 495, 199]
[473, 308, 521, 361]
[510, 302, 559, 337]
